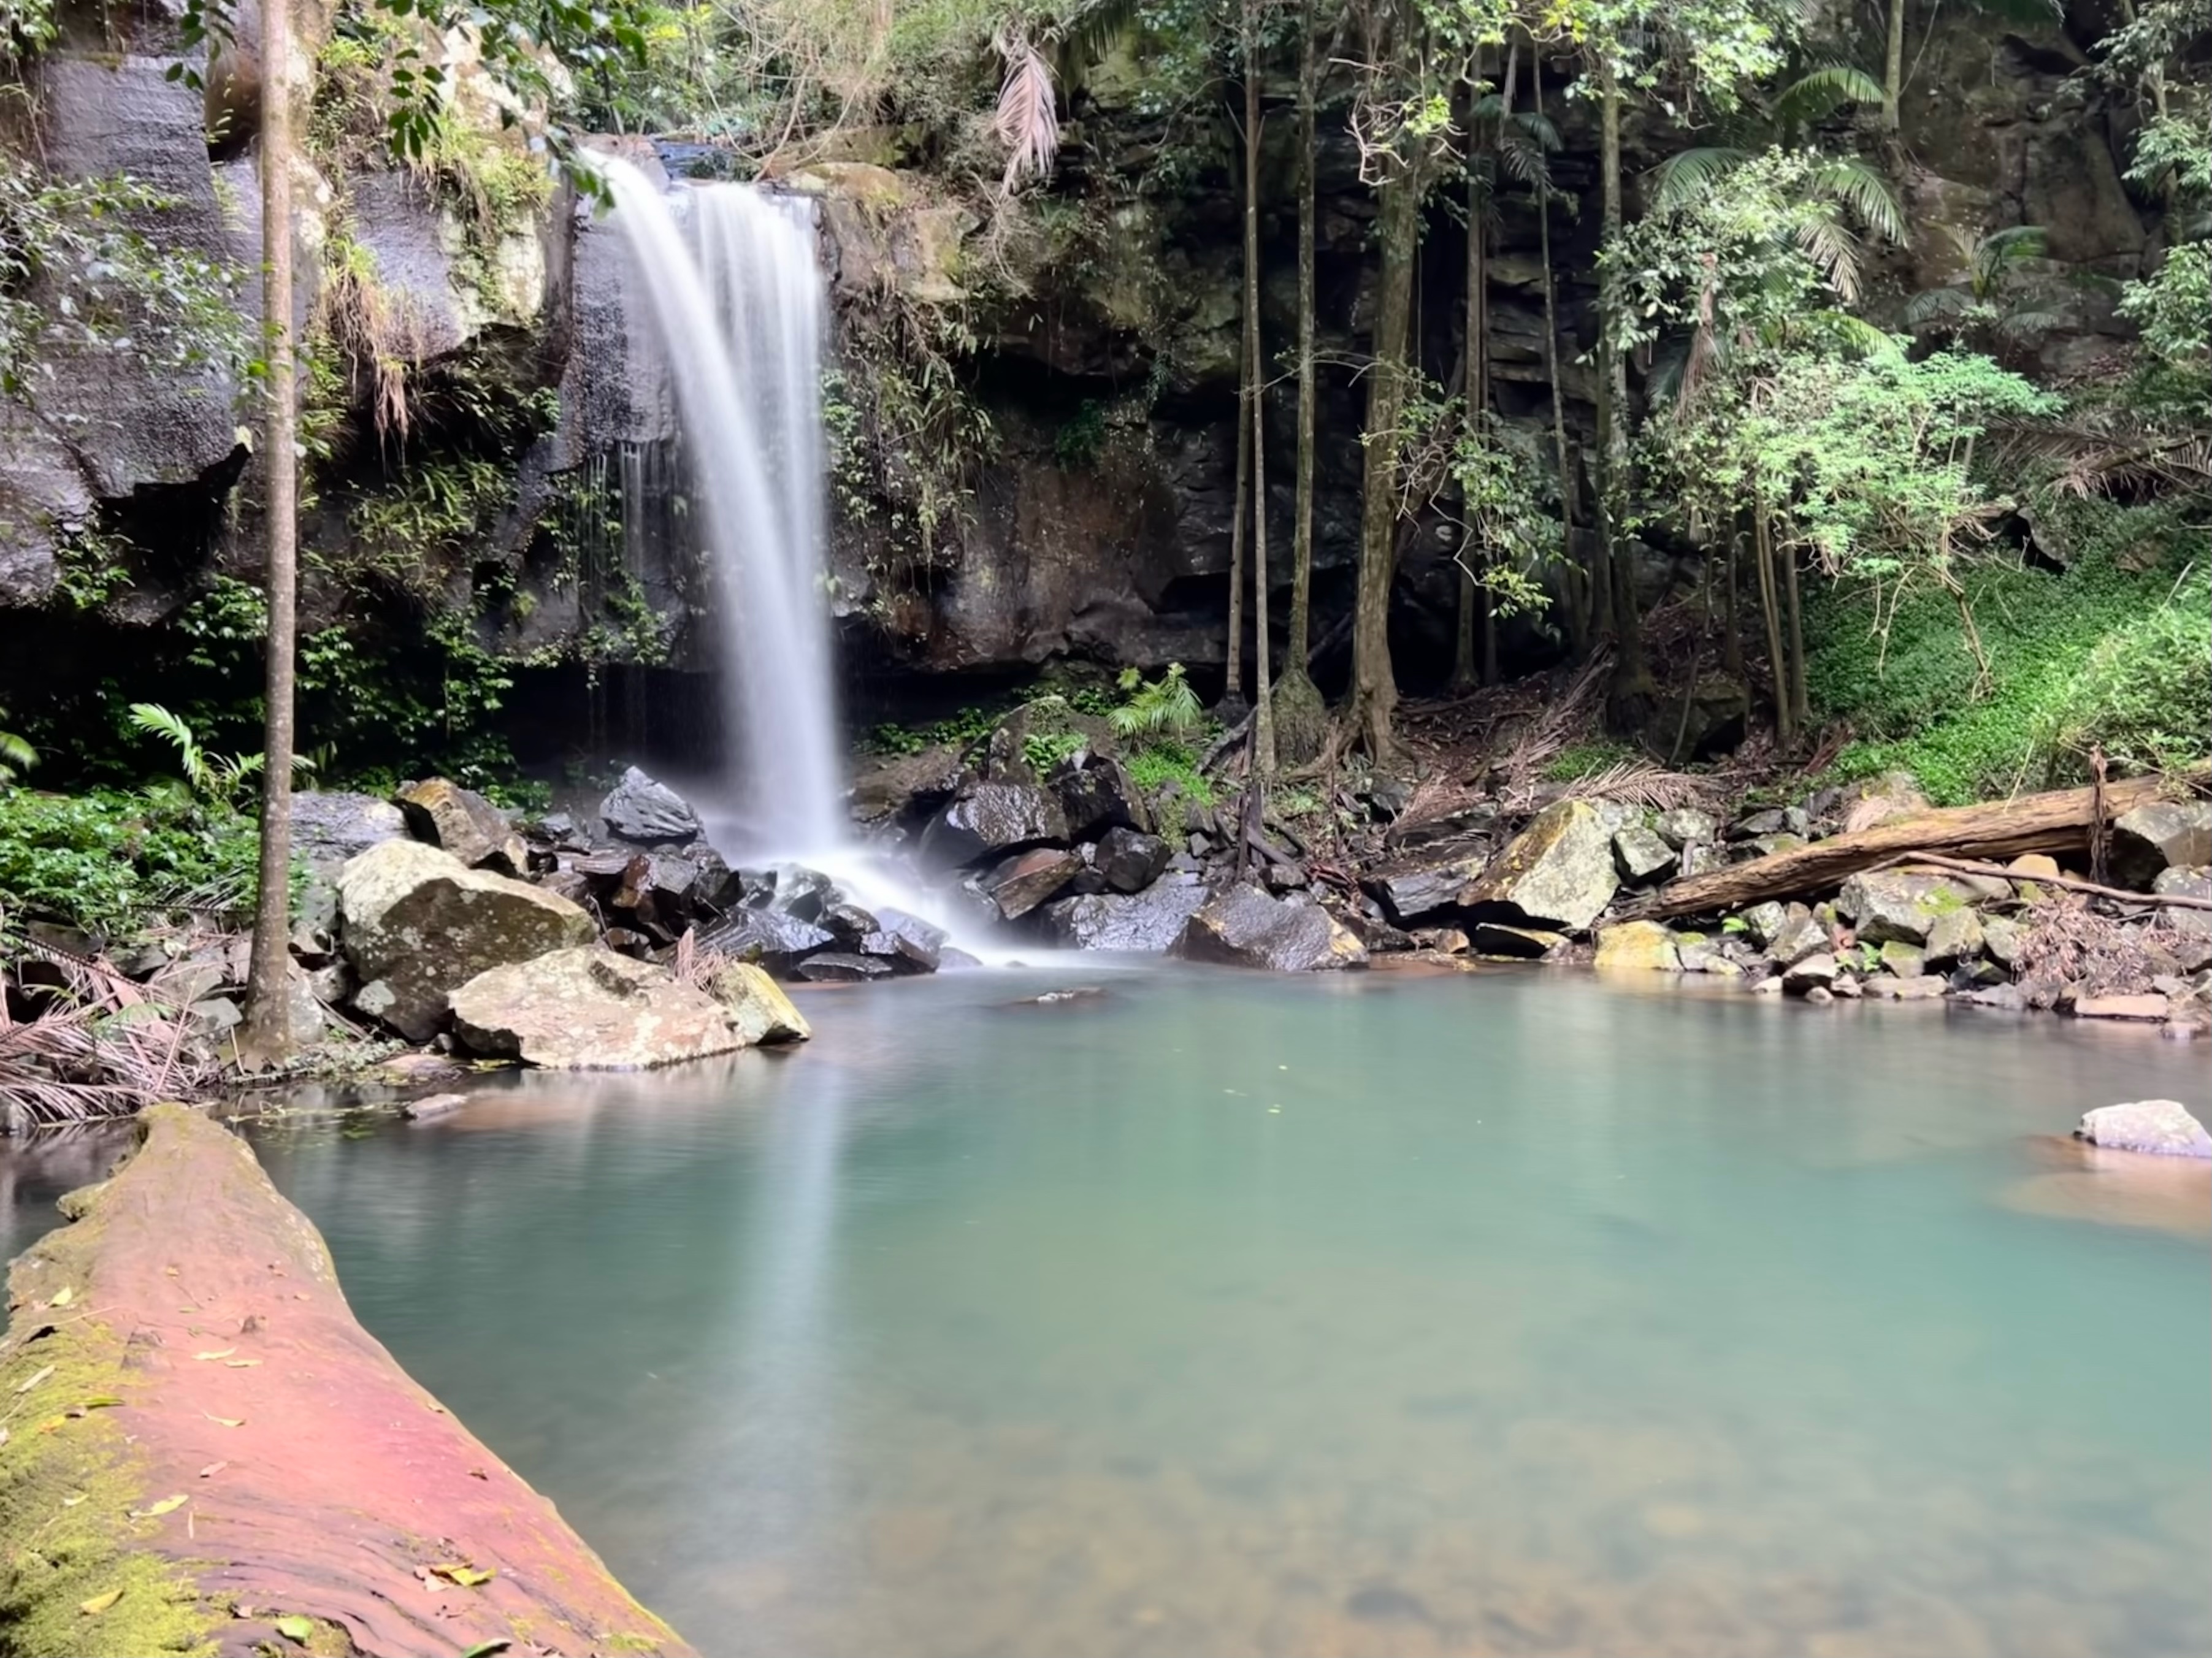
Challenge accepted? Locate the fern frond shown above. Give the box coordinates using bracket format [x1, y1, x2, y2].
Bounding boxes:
[1648, 147, 1751, 215]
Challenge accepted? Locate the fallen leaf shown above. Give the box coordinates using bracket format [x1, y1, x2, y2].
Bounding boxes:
[131, 1494, 188, 1519]
[203, 1413, 245, 1428]
[223, 1359, 262, 1369]
[50, 1286, 74, 1308]
[0, 1427, 9, 1448]
[62, 1492, 86, 1507]
[193, 1348, 236, 1361]
[429, 1562, 496, 1587]
[78, 1587, 123, 1616]
[274, 1613, 315, 1643]
[199, 1461, 228, 1478]
[468, 1467, 490, 1480]
[14, 1363, 55, 1393]
[35, 1415, 68, 1433]
[78, 1394, 123, 1409]
[458, 1642, 514, 1658]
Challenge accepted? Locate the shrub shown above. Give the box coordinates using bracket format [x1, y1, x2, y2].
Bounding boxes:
[0, 789, 261, 936]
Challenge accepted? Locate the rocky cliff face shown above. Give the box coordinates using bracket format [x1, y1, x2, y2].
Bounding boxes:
[0, 4, 2168, 764]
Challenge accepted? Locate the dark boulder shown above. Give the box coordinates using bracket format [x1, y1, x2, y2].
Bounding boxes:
[920, 782, 1070, 867]
[1052, 752, 1153, 841]
[858, 908, 948, 973]
[396, 778, 527, 875]
[984, 847, 1084, 919]
[600, 766, 705, 847]
[1173, 885, 1368, 972]
[1096, 826, 1171, 894]
[1038, 877, 1211, 952]
[291, 791, 410, 873]
[794, 952, 895, 982]
[819, 901, 881, 949]
[697, 907, 837, 976]
[1363, 846, 1491, 925]
[2111, 801, 2212, 888]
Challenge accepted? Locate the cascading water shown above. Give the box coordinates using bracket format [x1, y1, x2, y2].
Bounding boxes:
[593, 156, 844, 861]
[594, 156, 993, 950]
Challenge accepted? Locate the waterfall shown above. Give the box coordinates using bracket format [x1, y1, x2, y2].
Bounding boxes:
[593, 156, 843, 861]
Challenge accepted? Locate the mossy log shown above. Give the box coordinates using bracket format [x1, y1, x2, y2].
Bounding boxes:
[0, 1105, 695, 1658]
[1640, 774, 2179, 920]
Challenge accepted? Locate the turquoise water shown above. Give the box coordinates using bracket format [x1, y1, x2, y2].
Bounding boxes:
[26, 967, 2211, 1656]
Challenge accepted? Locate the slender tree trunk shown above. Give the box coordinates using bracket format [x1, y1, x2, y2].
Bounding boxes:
[1883, 1, 1904, 132]
[1530, 56, 1589, 652]
[1225, 302, 1250, 712]
[1350, 123, 1420, 763]
[1452, 55, 1485, 692]
[1242, 2, 1276, 777]
[1480, 46, 1514, 687]
[1781, 534, 1808, 733]
[243, 0, 300, 1064]
[1722, 535, 1743, 676]
[1287, 2, 1318, 671]
[1752, 508, 1793, 749]
[1594, 58, 1650, 717]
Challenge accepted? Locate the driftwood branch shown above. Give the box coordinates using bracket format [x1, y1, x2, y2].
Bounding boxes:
[1866, 851, 2212, 912]
[1639, 774, 2183, 919]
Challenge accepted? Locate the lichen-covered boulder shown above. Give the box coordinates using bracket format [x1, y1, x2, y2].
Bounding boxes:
[2076, 1100, 2212, 1159]
[708, 961, 812, 1044]
[1039, 877, 1211, 952]
[1837, 870, 1970, 947]
[600, 766, 705, 847]
[1611, 823, 1678, 885]
[1173, 885, 1368, 972]
[1923, 906, 1986, 970]
[395, 777, 527, 874]
[451, 947, 746, 1069]
[919, 782, 1069, 867]
[1593, 920, 1680, 972]
[1458, 800, 1620, 934]
[336, 839, 595, 1042]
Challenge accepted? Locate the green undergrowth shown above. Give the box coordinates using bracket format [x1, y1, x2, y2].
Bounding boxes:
[1807, 499, 2210, 804]
[1127, 741, 1215, 806]
[0, 789, 261, 938]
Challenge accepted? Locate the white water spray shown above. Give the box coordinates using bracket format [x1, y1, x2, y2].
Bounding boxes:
[594, 157, 843, 860]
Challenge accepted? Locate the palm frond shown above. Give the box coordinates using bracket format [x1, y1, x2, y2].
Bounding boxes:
[1648, 147, 1751, 215]
[1792, 211, 1864, 302]
[1053, 0, 1147, 71]
[1772, 64, 1885, 134]
[1498, 126, 1553, 190]
[992, 31, 1062, 196]
[1903, 285, 1973, 327]
[128, 701, 210, 791]
[1511, 110, 1561, 153]
[1812, 155, 1904, 243]
[1802, 310, 1900, 358]
[1975, 224, 2048, 286]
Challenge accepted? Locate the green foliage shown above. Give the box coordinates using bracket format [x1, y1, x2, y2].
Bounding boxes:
[1022, 728, 1089, 771]
[0, 154, 248, 400]
[1, 0, 55, 60]
[0, 705, 33, 785]
[1126, 738, 1215, 804]
[1107, 662, 1204, 740]
[0, 788, 262, 934]
[1054, 399, 1109, 468]
[1448, 410, 1563, 619]
[50, 526, 132, 613]
[1808, 499, 2210, 803]
[1542, 737, 1637, 781]
[126, 703, 312, 801]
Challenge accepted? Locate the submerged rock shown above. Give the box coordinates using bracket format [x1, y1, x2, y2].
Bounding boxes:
[1039, 877, 1211, 952]
[600, 765, 705, 847]
[794, 951, 895, 982]
[450, 947, 747, 1069]
[708, 961, 812, 1044]
[2076, 1099, 2212, 1158]
[1174, 885, 1368, 972]
[1458, 800, 1620, 934]
[395, 777, 527, 874]
[336, 839, 595, 1042]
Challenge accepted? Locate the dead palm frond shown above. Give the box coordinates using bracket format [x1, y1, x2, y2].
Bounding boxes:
[992, 28, 1061, 195]
[1569, 759, 1731, 811]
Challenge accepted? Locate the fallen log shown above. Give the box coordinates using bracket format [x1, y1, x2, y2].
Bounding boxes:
[1640, 774, 2181, 919]
[0, 1105, 695, 1658]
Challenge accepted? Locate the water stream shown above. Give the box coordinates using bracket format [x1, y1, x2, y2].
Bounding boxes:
[216, 972, 2210, 1658]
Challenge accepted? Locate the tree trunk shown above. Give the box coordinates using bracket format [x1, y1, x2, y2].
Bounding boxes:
[1452, 55, 1485, 692]
[1642, 776, 2181, 919]
[1781, 533, 1809, 733]
[1594, 58, 1650, 717]
[1721, 535, 1743, 676]
[1242, 1, 1276, 779]
[242, 0, 300, 1065]
[1883, 1, 1904, 132]
[1224, 291, 1250, 713]
[1349, 113, 1420, 763]
[1287, 1, 1318, 670]
[1530, 55, 1590, 652]
[1752, 508, 1793, 749]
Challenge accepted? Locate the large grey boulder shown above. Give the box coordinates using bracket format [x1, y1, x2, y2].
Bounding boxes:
[857, 908, 949, 972]
[1458, 800, 1620, 934]
[1038, 877, 1211, 952]
[396, 777, 527, 875]
[1095, 826, 1171, 893]
[1612, 823, 1678, 885]
[2075, 1100, 2212, 1159]
[2152, 867, 2212, 941]
[920, 782, 1069, 867]
[1052, 753, 1153, 840]
[697, 906, 837, 976]
[708, 961, 813, 1044]
[600, 766, 705, 847]
[451, 947, 747, 1069]
[1653, 808, 1718, 850]
[1837, 871, 1970, 947]
[1173, 885, 1368, 972]
[290, 791, 410, 873]
[2111, 801, 2212, 888]
[336, 839, 596, 1042]
[983, 847, 1082, 919]
[1363, 845, 1491, 924]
